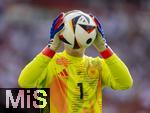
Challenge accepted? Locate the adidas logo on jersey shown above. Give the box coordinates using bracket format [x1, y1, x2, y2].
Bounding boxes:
[58, 69, 68, 78]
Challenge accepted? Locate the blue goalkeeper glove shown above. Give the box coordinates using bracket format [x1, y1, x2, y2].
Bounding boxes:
[90, 14, 107, 52]
[49, 12, 65, 51]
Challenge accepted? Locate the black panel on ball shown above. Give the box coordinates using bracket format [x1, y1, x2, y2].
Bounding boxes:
[86, 38, 92, 44]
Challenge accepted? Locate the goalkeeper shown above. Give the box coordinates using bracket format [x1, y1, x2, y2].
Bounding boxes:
[18, 11, 133, 113]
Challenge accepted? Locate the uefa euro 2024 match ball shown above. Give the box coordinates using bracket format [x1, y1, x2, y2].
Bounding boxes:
[59, 10, 97, 49]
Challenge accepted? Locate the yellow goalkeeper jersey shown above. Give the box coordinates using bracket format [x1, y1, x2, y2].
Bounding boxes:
[18, 50, 133, 113]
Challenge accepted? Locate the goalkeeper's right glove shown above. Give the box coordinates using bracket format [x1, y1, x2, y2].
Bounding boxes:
[49, 12, 65, 51]
[42, 13, 65, 58]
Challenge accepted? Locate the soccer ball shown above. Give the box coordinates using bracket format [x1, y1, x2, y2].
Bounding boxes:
[59, 10, 97, 49]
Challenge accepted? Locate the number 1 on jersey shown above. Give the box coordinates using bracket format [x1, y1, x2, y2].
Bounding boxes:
[77, 83, 83, 99]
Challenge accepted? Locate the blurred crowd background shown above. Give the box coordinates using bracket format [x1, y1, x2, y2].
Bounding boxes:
[0, 0, 150, 113]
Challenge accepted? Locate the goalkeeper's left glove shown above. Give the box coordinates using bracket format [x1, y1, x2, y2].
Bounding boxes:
[90, 14, 113, 59]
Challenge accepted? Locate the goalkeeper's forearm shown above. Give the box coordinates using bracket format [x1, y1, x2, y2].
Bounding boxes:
[18, 47, 55, 88]
[100, 47, 133, 90]
[104, 54, 133, 90]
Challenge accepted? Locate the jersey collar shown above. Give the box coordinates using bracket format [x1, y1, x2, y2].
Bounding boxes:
[62, 50, 84, 61]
